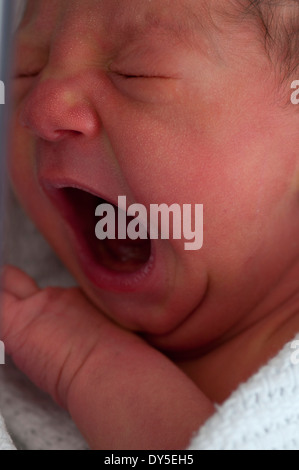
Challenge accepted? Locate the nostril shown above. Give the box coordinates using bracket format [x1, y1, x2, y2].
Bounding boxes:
[52, 129, 82, 140]
[18, 79, 101, 141]
[70, 130, 82, 136]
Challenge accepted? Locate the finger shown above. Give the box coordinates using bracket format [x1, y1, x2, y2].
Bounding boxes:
[1, 284, 214, 450]
[1, 265, 40, 299]
[1, 285, 108, 405]
[0, 290, 22, 350]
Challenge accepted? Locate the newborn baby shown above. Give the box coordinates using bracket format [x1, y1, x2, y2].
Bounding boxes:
[2, 0, 299, 449]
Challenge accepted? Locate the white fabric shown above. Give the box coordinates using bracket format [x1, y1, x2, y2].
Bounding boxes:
[188, 337, 299, 450]
[0, 414, 15, 451]
[0, 358, 88, 451]
[1, 186, 299, 450]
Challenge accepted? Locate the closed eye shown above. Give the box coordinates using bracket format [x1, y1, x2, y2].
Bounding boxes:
[116, 73, 168, 80]
[109, 70, 179, 104]
[14, 69, 41, 79]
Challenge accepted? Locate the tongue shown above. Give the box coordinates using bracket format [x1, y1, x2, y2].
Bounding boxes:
[92, 203, 151, 273]
[92, 238, 151, 273]
[61, 188, 152, 273]
[105, 238, 151, 263]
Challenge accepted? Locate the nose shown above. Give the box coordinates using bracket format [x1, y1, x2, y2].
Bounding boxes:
[20, 75, 101, 142]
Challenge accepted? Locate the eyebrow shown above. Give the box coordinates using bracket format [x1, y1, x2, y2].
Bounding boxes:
[17, 0, 261, 57]
[115, 0, 261, 51]
[114, 5, 210, 51]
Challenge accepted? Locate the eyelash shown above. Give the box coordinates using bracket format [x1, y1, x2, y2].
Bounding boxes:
[15, 70, 40, 79]
[115, 73, 162, 80]
[16, 74, 37, 79]
[15, 71, 158, 81]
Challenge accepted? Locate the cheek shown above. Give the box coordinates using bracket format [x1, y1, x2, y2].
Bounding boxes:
[8, 118, 86, 290]
[9, 79, 50, 221]
[9, 118, 37, 211]
[8, 117, 62, 252]
[8, 77, 51, 245]
[103, 91, 291, 206]
[102, 85, 297, 271]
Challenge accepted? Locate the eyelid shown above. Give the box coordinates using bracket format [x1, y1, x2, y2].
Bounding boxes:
[108, 62, 174, 79]
[14, 68, 41, 79]
[108, 70, 180, 105]
[13, 42, 48, 79]
[116, 72, 165, 79]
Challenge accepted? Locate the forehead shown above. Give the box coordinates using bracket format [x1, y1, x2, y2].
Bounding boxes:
[19, 0, 254, 48]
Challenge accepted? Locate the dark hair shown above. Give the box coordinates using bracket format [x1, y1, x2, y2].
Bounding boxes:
[243, 1, 299, 79]
[16, 0, 299, 83]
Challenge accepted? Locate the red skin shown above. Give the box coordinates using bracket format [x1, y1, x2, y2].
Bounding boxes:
[2, 0, 299, 448]
[1, 266, 214, 450]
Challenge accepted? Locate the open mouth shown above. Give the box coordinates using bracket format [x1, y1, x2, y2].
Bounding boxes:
[41, 182, 179, 331]
[52, 187, 152, 276]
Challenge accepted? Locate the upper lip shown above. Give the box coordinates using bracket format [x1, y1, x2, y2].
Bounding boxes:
[35, 138, 135, 211]
[40, 177, 122, 209]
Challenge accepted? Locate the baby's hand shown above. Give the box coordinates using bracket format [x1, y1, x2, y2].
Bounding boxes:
[1, 266, 214, 450]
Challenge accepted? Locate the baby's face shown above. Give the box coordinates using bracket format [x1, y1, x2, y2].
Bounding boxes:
[10, 0, 299, 354]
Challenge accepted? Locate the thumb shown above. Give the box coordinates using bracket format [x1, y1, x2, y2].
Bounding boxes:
[0, 265, 109, 407]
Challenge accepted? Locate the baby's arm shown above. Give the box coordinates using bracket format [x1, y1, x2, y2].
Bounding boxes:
[0, 266, 214, 450]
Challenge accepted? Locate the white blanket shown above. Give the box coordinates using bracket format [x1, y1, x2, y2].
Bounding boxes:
[0, 415, 15, 451]
[188, 336, 299, 450]
[1, 186, 299, 450]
